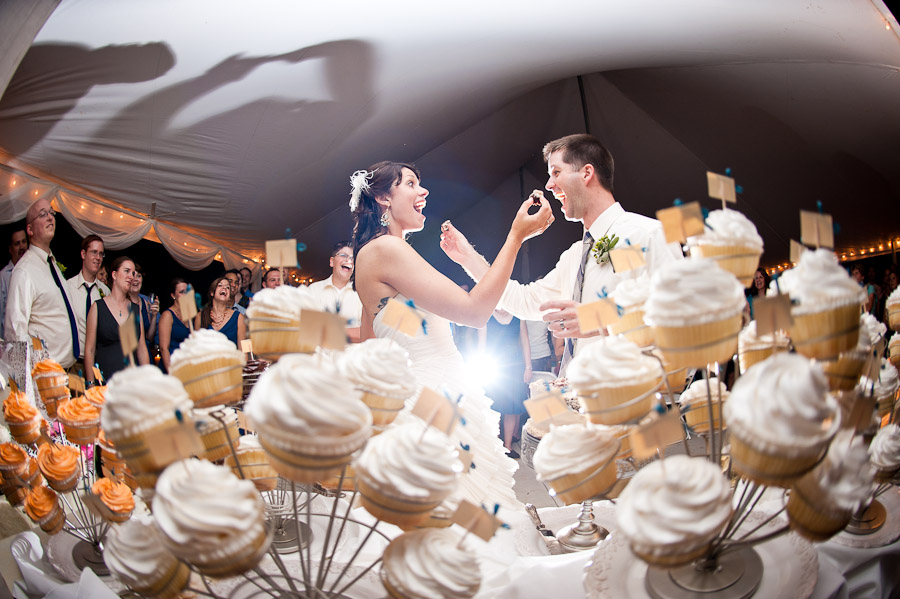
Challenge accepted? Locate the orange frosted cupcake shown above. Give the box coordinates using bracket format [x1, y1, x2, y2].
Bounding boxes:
[92, 478, 135, 522]
[31, 360, 70, 417]
[83, 385, 107, 408]
[0, 442, 29, 476]
[0, 472, 27, 506]
[37, 443, 81, 492]
[24, 485, 64, 534]
[3, 391, 41, 445]
[56, 396, 101, 446]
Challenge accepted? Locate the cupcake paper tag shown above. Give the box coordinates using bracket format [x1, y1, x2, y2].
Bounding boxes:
[790, 239, 806, 264]
[656, 202, 704, 245]
[265, 238, 298, 268]
[67, 375, 85, 395]
[297, 309, 346, 350]
[177, 291, 198, 323]
[379, 298, 425, 336]
[753, 294, 793, 336]
[411, 387, 461, 435]
[576, 298, 620, 333]
[847, 395, 876, 433]
[609, 246, 645, 273]
[236, 411, 254, 433]
[524, 391, 568, 425]
[452, 500, 504, 542]
[706, 171, 737, 206]
[800, 209, 834, 249]
[31, 337, 43, 351]
[629, 411, 685, 461]
[118, 312, 138, 361]
[147, 421, 204, 465]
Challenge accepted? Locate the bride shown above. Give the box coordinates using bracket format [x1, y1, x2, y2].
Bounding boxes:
[351, 161, 553, 511]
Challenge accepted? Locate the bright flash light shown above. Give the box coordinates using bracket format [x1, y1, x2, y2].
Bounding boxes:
[465, 351, 499, 387]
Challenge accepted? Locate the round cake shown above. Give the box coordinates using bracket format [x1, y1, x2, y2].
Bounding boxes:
[354, 423, 461, 529]
[532, 423, 619, 504]
[152, 459, 270, 577]
[724, 352, 839, 486]
[567, 335, 662, 424]
[245, 353, 372, 483]
[688, 208, 764, 286]
[644, 259, 745, 369]
[616, 455, 732, 567]
[104, 514, 191, 599]
[380, 528, 481, 599]
[170, 329, 245, 407]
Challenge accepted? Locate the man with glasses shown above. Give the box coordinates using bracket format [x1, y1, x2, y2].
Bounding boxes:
[0, 227, 28, 339]
[4, 199, 79, 367]
[66, 235, 110, 361]
[307, 241, 362, 342]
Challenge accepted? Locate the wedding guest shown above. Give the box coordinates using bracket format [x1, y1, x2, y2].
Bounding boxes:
[66, 235, 110, 361]
[261, 267, 282, 289]
[158, 277, 191, 371]
[0, 228, 27, 339]
[97, 264, 108, 286]
[307, 241, 362, 342]
[240, 266, 254, 299]
[128, 264, 159, 361]
[223, 269, 248, 315]
[195, 277, 246, 347]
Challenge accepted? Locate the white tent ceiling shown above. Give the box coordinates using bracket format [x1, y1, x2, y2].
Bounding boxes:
[1, 0, 898, 279]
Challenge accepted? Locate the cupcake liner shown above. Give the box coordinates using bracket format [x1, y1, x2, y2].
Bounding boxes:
[888, 306, 900, 332]
[58, 417, 101, 446]
[738, 347, 775, 374]
[257, 435, 358, 484]
[8, 417, 42, 445]
[93, 496, 134, 523]
[129, 560, 191, 599]
[173, 520, 271, 578]
[578, 378, 661, 425]
[820, 351, 867, 391]
[544, 449, 619, 505]
[787, 477, 851, 541]
[791, 303, 860, 360]
[43, 463, 83, 493]
[356, 477, 443, 529]
[257, 421, 371, 461]
[653, 314, 742, 370]
[111, 417, 185, 474]
[35, 502, 65, 535]
[728, 433, 826, 488]
[199, 419, 241, 462]
[358, 391, 406, 427]
[33, 372, 68, 395]
[690, 244, 762, 287]
[319, 464, 357, 493]
[248, 313, 307, 361]
[37, 390, 70, 419]
[3, 486, 27, 506]
[876, 393, 896, 418]
[224, 451, 279, 492]
[682, 397, 725, 434]
[834, 391, 873, 433]
[607, 310, 654, 348]
[173, 360, 243, 408]
[629, 538, 716, 569]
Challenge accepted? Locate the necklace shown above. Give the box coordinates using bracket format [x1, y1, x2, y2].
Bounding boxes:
[211, 308, 227, 328]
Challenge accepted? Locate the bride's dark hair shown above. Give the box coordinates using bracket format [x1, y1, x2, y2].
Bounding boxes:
[349, 160, 420, 258]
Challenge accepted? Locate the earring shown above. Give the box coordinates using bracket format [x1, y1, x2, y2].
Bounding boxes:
[380, 211, 390, 227]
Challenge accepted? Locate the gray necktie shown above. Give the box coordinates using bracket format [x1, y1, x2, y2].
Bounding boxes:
[560, 232, 593, 374]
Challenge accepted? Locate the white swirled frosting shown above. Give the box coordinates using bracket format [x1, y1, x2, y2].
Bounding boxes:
[738, 320, 789, 352]
[104, 515, 181, 591]
[678, 377, 729, 406]
[858, 359, 900, 400]
[382, 529, 480, 599]
[807, 430, 874, 511]
[567, 335, 661, 388]
[724, 353, 838, 452]
[245, 353, 372, 436]
[616, 455, 732, 549]
[170, 328, 244, 367]
[692, 208, 763, 250]
[859, 313, 886, 351]
[610, 272, 651, 311]
[869, 424, 900, 472]
[247, 285, 319, 320]
[101, 366, 192, 438]
[644, 259, 746, 326]
[152, 459, 266, 558]
[768, 249, 865, 314]
[888, 287, 900, 308]
[533, 423, 619, 480]
[341, 338, 417, 398]
[355, 423, 460, 499]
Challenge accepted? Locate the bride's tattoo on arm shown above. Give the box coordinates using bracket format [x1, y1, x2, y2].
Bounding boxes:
[376, 297, 389, 313]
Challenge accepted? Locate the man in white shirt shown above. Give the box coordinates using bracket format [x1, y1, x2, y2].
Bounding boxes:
[261, 268, 283, 289]
[0, 228, 28, 339]
[66, 234, 110, 359]
[307, 242, 362, 342]
[442, 133, 680, 372]
[4, 199, 80, 367]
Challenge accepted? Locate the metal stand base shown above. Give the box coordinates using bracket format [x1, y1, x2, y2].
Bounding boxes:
[557, 500, 609, 552]
[271, 517, 312, 554]
[845, 500, 886, 535]
[71, 540, 109, 577]
[646, 547, 763, 599]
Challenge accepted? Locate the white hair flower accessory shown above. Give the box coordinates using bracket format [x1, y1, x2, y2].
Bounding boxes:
[349, 169, 372, 212]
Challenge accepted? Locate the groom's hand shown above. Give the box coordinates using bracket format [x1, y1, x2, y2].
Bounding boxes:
[541, 300, 604, 339]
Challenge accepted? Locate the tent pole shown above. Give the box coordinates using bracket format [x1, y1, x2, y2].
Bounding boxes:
[577, 75, 592, 134]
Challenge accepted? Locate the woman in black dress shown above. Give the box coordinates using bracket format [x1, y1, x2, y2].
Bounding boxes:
[84, 256, 150, 384]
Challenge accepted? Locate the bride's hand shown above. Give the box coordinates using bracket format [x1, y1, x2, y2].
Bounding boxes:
[510, 193, 554, 243]
[440, 222, 476, 265]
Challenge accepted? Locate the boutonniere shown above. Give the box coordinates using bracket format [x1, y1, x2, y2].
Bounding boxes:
[592, 234, 619, 265]
[98, 289, 106, 299]
[55, 260, 67, 274]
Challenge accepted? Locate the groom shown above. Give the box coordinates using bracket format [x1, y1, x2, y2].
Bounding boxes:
[441, 133, 680, 373]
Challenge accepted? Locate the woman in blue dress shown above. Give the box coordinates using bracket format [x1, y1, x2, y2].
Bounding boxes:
[194, 276, 246, 347]
[158, 278, 192, 371]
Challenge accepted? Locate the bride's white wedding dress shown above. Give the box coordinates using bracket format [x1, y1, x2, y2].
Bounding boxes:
[373, 294, 520, 512]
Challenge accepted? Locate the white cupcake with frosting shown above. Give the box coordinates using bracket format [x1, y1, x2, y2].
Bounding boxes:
[247, 285, 321, 359]
[644, 259, 745, 369]
[858, 359, 900, 418]
[608, 273, 654, 347]
[152, 459, 269, 576]
[245, 353, 372, 483]
[678, 377, 729, 433]
[355, 423, 461, 529]
[770, 249, 865, 359]
[869, 424, 900, 480]
[567, 335, 662, 424]
[381, 528, 480, 599]
[887, 287, 900, 331]
[688, 208, 763, 286]
[724, 352, 840, 486]
[169, 329, 245, 407]
[533, 423, 619, 504]
[341, 338, 417, 428]
[788, 430, 875, 541]
[737, 320, 790, 374]
[104, 514, 191, 598]
[617, 455, 732, 567]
